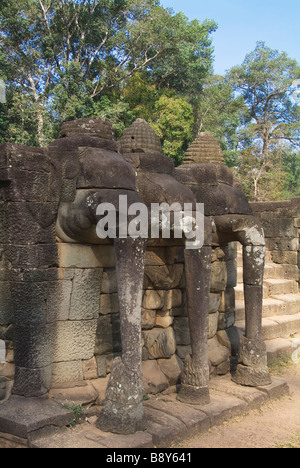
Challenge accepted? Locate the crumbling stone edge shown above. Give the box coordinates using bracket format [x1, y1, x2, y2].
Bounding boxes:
[0, 375, 289, 448]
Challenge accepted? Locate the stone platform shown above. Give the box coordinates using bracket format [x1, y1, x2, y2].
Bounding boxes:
[0, 375, 289, 448]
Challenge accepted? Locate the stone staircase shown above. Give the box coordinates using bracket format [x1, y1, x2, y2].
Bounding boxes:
[234, 249, 300, 363]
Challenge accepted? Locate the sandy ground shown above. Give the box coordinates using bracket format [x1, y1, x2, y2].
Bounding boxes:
[178, 362, 300, 449]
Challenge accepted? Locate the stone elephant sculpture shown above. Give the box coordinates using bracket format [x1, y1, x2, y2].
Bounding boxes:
[175, 132, 271, 387]
[55, 118, 214, 434]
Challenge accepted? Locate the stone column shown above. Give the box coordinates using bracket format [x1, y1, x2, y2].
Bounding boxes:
[97, 237, 147, 434]
[177, 218, 212, 405]
[233, 223, 272, 387]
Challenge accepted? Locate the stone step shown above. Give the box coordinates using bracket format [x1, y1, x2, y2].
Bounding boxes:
[237, 256, 299, 284]
[236, 313, 300, 341]
[236, 249, 272, 268]
[266, 334, 300, 364]
[237, 264, 283, 283]
[264, 279, 299, 296]
[235, 297, 290, 321]
[272, 294, 300, 315]
[234, 283, 269, 302]
[236, 276, 298, 298]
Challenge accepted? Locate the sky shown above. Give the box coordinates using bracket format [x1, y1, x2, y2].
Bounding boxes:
[160, 0, 300, 76]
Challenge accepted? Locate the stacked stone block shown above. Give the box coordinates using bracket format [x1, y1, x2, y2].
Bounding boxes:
[0, 143, 59, 399]
[251, 198, 300, 284]
[47, 243, 234, 394]
[1, 218, 238, 403]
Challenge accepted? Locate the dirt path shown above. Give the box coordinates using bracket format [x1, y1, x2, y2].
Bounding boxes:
[178, 363, 300, 449]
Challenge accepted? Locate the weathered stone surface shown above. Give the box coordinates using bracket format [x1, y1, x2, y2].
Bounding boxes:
[2, 244, 58, 270]
[0, 202, 58, 245]
[243, 246, 265, 286]
[262, 217, 297, 238]
[0, 377, 13, 403]
[77, 147, 136, 191]
[14, 323, 56, 369]
[120, 118, 163, 155]
[145, 247, 185, 266]
[51, 361, 83, 384]
[0, 167, 51, 203]
[47, 280, 72, 322]
[173, 317, 190, 346]
[94, 314, 121, 355]
[142, 290, 165, 310]
[210, 260, 227, 292]
[11, 282, 48, 326]
[232, 336, 271, 387]
[54, 320, 98, 362]
[58, 244, 115, 268]
[69, 269, 102, 320]
[271, 250, 298, 265]
[208, 312, 219, 339]
[97, 358, 146, 435]
[177, 355, 210, 405]
[157, 354, 183, 386]
[100, 293, 119, 315]
[155, 311, 174, 329]
[90, 376, 110, 405]
[208, 336, 230, 367]
[50, 381, 98, 406]
[218, 310, 235, 330]
[164, 290, 182, 309]
[143, 327, 176, 359]
[144, 264, 184, 290]
[82, 357, 98, 380]
[144, 405, 187, 448]
[144, 395, 210, 441]
[226, 259, 237, 288]
[209, 293, 222, 314]
[144, 265, 173, 289]
[0, 395, 74, 438]
[12, 366, 53, 397]
[219, 288, 235, 313]
[142, 309, 156, 330]
[0, 282, 13, 325]
[142, 360, 169, 394]
[101, 269, 117, 294]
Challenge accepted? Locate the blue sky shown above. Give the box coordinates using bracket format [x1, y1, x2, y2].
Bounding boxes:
[160, 0, 300, 75]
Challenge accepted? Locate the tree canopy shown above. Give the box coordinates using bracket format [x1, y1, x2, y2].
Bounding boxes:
[0, 0, 216, 147]
[227, 42, 300, 200]
[0, 3, 299, 200]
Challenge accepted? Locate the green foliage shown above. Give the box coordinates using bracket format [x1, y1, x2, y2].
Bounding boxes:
[152, 93, 194, 165]
[283, 150, 300, 198]
[0, 0, 216, 153]
[227, 42, 300, 200]
[62, 403, 83, 427]
[195, 74, 246, 167]
[123, 72, 158, 122]
[0, 3, 299, 200]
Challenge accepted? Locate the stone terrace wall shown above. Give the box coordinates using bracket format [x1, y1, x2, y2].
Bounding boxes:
[53, 242, 235, 393]
[251, 198, 300, 284]
[1, 241, 236, 400]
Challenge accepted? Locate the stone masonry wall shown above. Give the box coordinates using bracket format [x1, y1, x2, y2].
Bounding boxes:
[251, 198, 300, 284]
[0, 240, 236, 400]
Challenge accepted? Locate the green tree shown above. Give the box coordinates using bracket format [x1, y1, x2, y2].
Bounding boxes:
[283, 150, 300, 198]
[122, 72, 158, 122]
[152, 93, 194, 165]
[195, 74, 246, 167]
[0, 0, 216, 146]
[227, 42, 300, 200]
